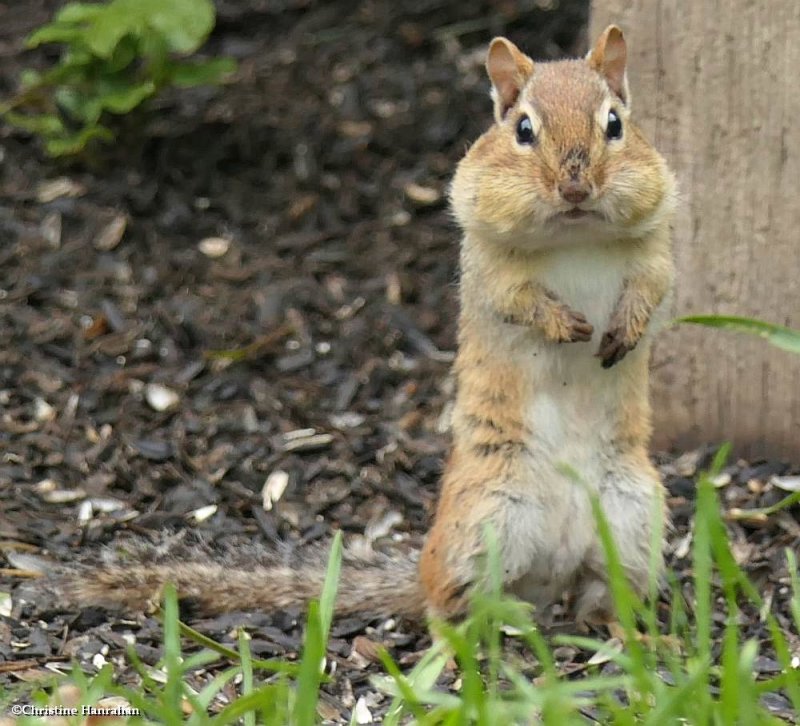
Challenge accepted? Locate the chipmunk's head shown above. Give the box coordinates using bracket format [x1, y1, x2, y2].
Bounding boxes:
[451, 26, 675, 248]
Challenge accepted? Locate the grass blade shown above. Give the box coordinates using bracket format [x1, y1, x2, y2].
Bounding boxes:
[161, 583, 187, 726]
[319, 531, 343, 642]
[292, 533, 343, 726]
[293, 600, 325, 726]
[239, 629, 256, 726]
[676, 315, 800, 354]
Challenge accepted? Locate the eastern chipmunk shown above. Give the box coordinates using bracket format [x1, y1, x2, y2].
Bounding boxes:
[421, 24, 675, 623]
[58, 26, 675, 627]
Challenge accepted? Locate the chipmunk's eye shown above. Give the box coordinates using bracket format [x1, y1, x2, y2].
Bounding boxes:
[516, 115, 535, 145]
[606, 109, 623, 140]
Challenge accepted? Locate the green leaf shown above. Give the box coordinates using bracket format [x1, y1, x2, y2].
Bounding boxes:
[58, 47, 96, 72]
[4, 111, 66, 136]
[10, 0, 229, 157]
[19, 69, 43, 89]
[55, 2, 104, 24]
[96, 80, 156, 114]
[238, 630, 256, 726]
[105, 34, 139, 73]
[160, 583, 187, 726]
[292, 535, 342, 726]
[145, 0, 215, 54]
[84, 10, 141, 59]
[45, 124, 114, 156]
[27, 0, 216, 58]
[99, 0, 216, 56]
[27, 24, 87, 49]
[677, 315, 800, 354]
[787, 548, 800, 633]
[56, 78, 155, 126]
[55, 86, 96, 123]
[293, 600, 325, 726]
[692, 476, 714, 717]
[169, 57, 237, 87]
[317, 531, 343, 643]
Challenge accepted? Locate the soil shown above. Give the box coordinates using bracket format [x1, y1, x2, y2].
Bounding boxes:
[0, 1, 798, 722]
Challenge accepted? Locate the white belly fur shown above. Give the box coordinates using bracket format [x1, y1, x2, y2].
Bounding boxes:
[512, 242, 633, 482]
[489, 244, 642, 603]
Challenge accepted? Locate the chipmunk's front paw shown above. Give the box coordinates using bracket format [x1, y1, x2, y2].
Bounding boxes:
[549, 307, 594, 343]
[596, 326, 637, 368]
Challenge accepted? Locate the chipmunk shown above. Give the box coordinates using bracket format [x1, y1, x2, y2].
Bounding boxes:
[57, 26, 675, 627]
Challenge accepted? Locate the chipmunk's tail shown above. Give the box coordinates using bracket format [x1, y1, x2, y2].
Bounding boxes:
[57, 533, 426, 620]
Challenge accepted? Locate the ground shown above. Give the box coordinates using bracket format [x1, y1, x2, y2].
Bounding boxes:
[0, 0, 798, 722]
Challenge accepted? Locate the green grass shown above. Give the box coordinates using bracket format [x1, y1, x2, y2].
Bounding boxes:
[676, 315, 800, 355]
[5, 460, 800, 725]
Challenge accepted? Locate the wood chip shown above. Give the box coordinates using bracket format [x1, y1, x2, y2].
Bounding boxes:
[711, 472, 731, 487]
[36, 177, 86, 203]
[351, 635, 383, 665]
[281, 431, 334, 452]
[586, 637, 623, 665]
[189, 504, 218, 523]
[41, 211, 62, 249]
[34, 480, 86, 504]
[329, 412, 365, 429]
[404, 182, 441, 206]
[144, 383, 180, 412]
[771, 475, 800, 492]
[198, 237, 231, 258]
[262, 470, 290, 511]
[338, 120, 373, 138]
[34, 397, 56, 422]
[727, 508, 768, 525]
[353, 696, 373, 724]
[93, 213, 127, 251]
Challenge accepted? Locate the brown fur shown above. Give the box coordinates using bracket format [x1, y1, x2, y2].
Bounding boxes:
[422, 25, 675, 623]
[58, 534, 425, 619]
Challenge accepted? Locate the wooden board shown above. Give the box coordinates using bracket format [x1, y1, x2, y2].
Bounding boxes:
[590, 0, 800, 458]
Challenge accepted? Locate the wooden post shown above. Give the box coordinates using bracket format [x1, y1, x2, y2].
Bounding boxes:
[590, 1, 800, 458]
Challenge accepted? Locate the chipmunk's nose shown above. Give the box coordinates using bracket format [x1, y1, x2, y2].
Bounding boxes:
[558, 179, 590, 205]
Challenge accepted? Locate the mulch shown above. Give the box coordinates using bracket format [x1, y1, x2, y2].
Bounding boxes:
[0, 0, 798, 721]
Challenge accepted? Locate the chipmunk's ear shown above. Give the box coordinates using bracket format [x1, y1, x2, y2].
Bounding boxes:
[486, 37, 534, 122]
[588, 25, 629, 105]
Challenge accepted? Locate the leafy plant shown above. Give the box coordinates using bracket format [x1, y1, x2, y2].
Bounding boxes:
[1, 0, 235, 156]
